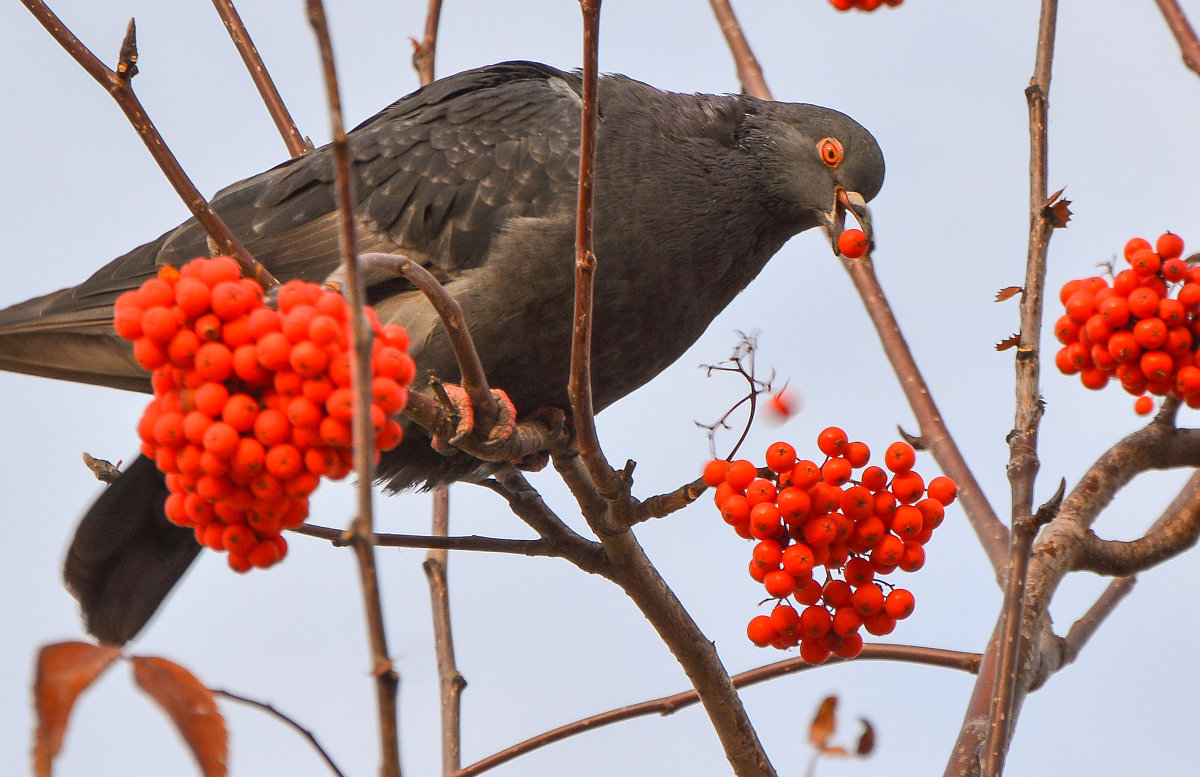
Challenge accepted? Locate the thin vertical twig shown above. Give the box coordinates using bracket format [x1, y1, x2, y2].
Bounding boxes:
[980, 2, 1060, 775]
[18, 0, 278, 289]
[706, 0, 771, 99]
[306, 3, 400, 776]
[424, 489, 465, 775]
[209, 0, 308, 157]
[568, 0, 624, 497]
[411, 0, 444, 86]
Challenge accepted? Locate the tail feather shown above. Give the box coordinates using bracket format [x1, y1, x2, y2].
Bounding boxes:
[63, 454, 199, 644]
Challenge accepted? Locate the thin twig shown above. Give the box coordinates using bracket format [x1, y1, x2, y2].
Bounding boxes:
[306, 3, 399, 776]
[295, 522, 561, 556]
[706, 0, 771, 99]
[213, 689, 346, 777]
[18, 1, 278, 289]
[1061, 576, 1135, 660]
[359, 253, 498, 431]
[841, 255, 1008, 575]
[424, 488, 465, 775]
[1154, 0, 1200, 77]
[450, 644, 979, 777]
[568, 0, 623, 500]
[980, 4, 1060, 774]
[209, 0, 308, 157]
[411, 0, 444, 86]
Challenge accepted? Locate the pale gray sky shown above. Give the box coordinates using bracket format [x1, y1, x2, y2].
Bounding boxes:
[1, 2, 1197, 776]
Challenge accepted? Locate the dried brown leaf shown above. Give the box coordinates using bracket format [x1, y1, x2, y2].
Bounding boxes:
[809, 695, 837, 748]
[995, 333, 1021, 351]
[822, 745, 848, 757]
[995, 286, 1023, 302]
[33, 641, 122, 777]
[131, 656, 227, 777]
[1043, 187, 1073, 228]
[857, 718, 876, 755]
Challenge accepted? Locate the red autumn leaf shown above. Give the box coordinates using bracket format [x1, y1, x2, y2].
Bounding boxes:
[131, 656, 227, 777]
[1043, 188, 1073, 228]
[995, 286, 1023, 302]
[32, 641, 122, 777]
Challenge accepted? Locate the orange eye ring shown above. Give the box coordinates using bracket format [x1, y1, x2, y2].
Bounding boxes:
[818, 137, 844, 169]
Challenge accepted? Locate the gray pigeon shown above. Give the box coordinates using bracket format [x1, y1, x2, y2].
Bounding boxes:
[0, 61, 884, 643]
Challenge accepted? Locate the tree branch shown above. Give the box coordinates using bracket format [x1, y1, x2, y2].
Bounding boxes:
[840, 255, 1008, 575]
[18, 1, 278, 289]
[450, 643, 978, 777]
[707, 0, 771, 99]
[1072, 470, 1200, 576]
[306, 3, 398, 775]
[209, 0, 308, 157]
[410, 0, 444, 87]
[1154, 0, 1200, 78]
[213, 689, 345, 777]
[424, 488, 465, 776]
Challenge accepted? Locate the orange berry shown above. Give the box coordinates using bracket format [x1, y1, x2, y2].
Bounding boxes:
[704, 460, 732, 488]
[851, 584, 885, 616]
[884, 441, 916, 473]
[194, 342, 234, 382]
[265, 444, 304, 480]
[821, 456, 853, 486]
[816, 426, 848, 457]
[746, 478, 778, 505]
[254, 408, 292, 447]
[762, 569, 796, 598]
[862, 611, 897, 636]
[899, 541, 926, 572]
[256, 332, 292, 372]
[799, 639, 831, 664]
[724, 459, 758, 491]
[764, 441, 797, 473]
[884, 588, 916, 619]
[289, 340, 329, 377]
[781, 543, 815, 577]
[789, 460, 822, 490]
[1127, 287, 1160, 319]
[1157, 231, 1185, 261]
[837, 228, 868, 258]
[747, 615, 777, 647]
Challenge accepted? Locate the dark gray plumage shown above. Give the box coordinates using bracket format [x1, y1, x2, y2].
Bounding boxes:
[0, 62, 884, 644]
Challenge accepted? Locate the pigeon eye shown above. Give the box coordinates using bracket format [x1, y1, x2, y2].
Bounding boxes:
[818, 137, 843, 169]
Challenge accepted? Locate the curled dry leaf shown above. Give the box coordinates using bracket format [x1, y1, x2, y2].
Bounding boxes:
[33, 641, 122, 777]
[857, 718, 876, 755]
[995, 333, 1022, 351]
[809, 695, 838, 749]
[995, 286, 1023, 302]
[131, 656, 227, 777]
[1043, 187, 1073, 228]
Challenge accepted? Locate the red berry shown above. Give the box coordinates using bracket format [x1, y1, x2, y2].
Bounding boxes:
[1157, 231, 1185, 261]
[837, 228, 868, 258]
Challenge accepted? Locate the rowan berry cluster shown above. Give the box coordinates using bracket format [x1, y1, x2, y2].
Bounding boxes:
[705, 428, 956, 664]
[828, 0, 904, 11]
[114, 256, 415, 572]
[1053, 232, 1198, 415]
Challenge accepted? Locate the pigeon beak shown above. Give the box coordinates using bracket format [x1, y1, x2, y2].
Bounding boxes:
[824, 187, 874, 256]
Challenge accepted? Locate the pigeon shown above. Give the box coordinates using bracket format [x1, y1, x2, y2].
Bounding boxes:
[0, 61, 884, 643]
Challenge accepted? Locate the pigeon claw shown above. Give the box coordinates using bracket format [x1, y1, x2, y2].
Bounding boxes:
[430, 384, 518, 455]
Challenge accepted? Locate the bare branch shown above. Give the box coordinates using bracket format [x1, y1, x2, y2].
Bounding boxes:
[306, 3, 398, 775]
[707, 0, 771, 99]
[569, 0, 624, 501]
[209, 0, 308, 157]
[840, 255, 1008, 575]
[411, 0, 444, 86]
[1073, 471, 1200, 576]
[1154, 0, 1200, 77]
[451, 644, 978, 777]
[424, 488, 465, 775]
[358, 253, 499, 432]
[18, 0, 278, 289]
[213, 689, 345, 777]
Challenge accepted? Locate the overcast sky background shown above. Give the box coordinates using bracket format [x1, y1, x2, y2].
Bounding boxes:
[1, 1, 1198, 776]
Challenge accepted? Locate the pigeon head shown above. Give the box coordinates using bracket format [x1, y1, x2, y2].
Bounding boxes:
[737, 100, 885, 252]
